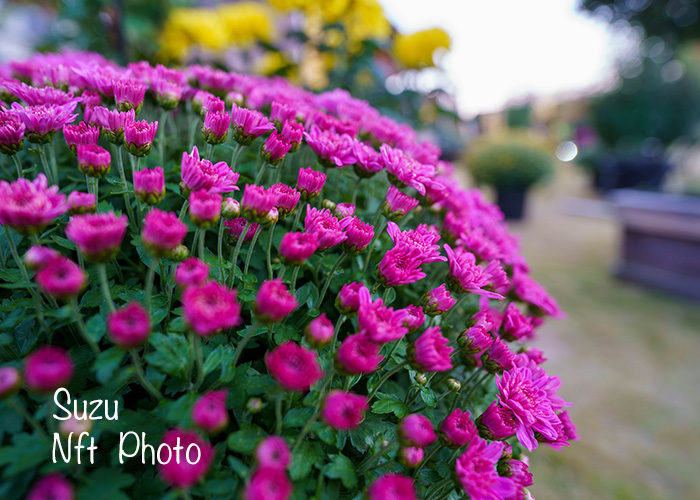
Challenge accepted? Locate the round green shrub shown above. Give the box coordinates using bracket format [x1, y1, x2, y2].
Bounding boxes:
[469, 143, 554, 189]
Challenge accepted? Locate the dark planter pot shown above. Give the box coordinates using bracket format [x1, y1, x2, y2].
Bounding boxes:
[595, 155, 670, 192]
[496, 188, 528, 220]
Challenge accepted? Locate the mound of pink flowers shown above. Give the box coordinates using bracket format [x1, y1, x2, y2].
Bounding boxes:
[0, 50, 576, 500]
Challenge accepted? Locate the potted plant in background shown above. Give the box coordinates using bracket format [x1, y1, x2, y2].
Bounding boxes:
[468, 142, 554, 220]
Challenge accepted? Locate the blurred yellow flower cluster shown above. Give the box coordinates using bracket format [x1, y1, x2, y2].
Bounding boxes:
[393, 28, 451, 68]
[158, 2, 275, 61]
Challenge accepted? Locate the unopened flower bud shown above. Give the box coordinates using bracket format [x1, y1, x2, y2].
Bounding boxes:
[260, 207, 279, 227]
[169, 244, 189, 262]
[415, 373, 428, 386]
[447, 378, 461, 392]
[322, 199, 336, 211]
[247, 398, 263, 413]
[221, 198, 240, 220]
[59, 412, 93, 438]
[398, 446, 424, 468]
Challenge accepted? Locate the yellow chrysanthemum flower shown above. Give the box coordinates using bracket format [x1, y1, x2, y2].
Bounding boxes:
[394, 28, 451, 68]
[343, 0, 391, 49]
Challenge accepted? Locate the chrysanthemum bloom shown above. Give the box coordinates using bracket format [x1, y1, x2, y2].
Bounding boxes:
[124, 119, 158, 157]
[305, 313, 334, 349]
[440, 408, 477, 448]
[242, 184, 279, 224]
[255, 436, 291, 470]
[402, 305, 425, 332]
[107, 302, 151, 349]
[182, 281, 242, 337]
[24, 245, 59, 271]
[254, 279, 299, 324]
[261, 130, 292, 165]
[25, 473, 75, 500]
[458, 325, 493, 356]
[408, 326, 453, 373]
[152, 77, 182, 110]
[397, 446, 424, 468]
[141, 209, 188, 257]
[221, 197, 241, 220]
[398, 414, 437, 447]
[58, 411, 93, 438]
[454, 437, 516, 500]
[63, 121, 99, 153]
[367, 473, 417, 500]
[331, 203, 353, 219]
[192, 389, 229, 435]
[66, 190, 96, 215]
[0, 366, 21, 399]
[158, 428, 214, 490]
[481, 337, 515, 374]
[202, 111, 231, 144]
[189, 189, 222, 229]
[242, 467, 293, 500]
[0, 109, 26, 155]
[180, 146, 239, 196]
[352, 141, 384, 178]
[380, 144, 434, 195]
[265, 341, 323, 392]
[342, 216, 374, 254]
[224, 217, 259, 245]
[36, 255, 86, 300]
[281, 120, 304, 152]
[501, 303, 534, 342]
[557, 410, 580, 443]
[201, 94, 225, 118]
[114, 78, 146, 113]
[134, 166, 166, 205]
[476, 401, 518, 441]
[422, 284, 456, 316]
[356, 289, 408, 343]
[65, 211, 127, 262]
[23, 346, 74, 394]
[0, 174, 69, 235]
[278, 231, 318, 266]
[231, 104, 275, 145]
[175, 258, 210, 289]
[11, 102, 78, 143]
[444, 244, 505, 299]
[270, 102, 297, 125]
[512, 270, 565, 318]
[191, 90, 212, 116]
[376, 247, 426, 287]
[336, 333, 383, 375]
[296, 166, 325, 201]
[91, 106, 134, 144]
[304, 126, 356, 168]
[387, 222, 446, 265]
[335, 282, 365, 316]
[498, 458, 534, 499]
[304, 206, 351, 251]
[382, 185, 419, 221]
[322, 390, 368, 430]
[77, 144, 111, 178]
[270, 183, 300, 219]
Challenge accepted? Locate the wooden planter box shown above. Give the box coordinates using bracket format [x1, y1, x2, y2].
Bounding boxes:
[612, 189, 700, 300]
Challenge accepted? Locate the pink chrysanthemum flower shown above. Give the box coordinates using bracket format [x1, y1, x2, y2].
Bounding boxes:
[142, 209, 188, 257]
[0, 174, 69, 234]
[242, 467, 293, 500]
[192, 389, 229, 435]
[11, 102, 78, 143]
[408, 326, 453, 372]
[304, 206, 351, 251]
[189, 189, 222, 229]
[305, 313, 334, 349]
[333, 203, 355, 219]
[124, 119, 158, 157]
[63, 121, 99, 153]
[366, 473, 417, 500]
[224, 217, 259, 244]
[134, 166, 166, 205]
[152, 77, 182, 110]
[91, 106, 134, 144]
[422, 284, 456, 316]
[24, 346, 74, 394]
[35, 255, 86, 300]
[105, 301, 150, 348]
[270, 183, 300, 218]
[113, 78, 146, 113]
[26, 473, 75, 500]
[476, 401, 518, 441]
[357, 288, 408, 343]
[175, 257, 210, 289]
[352, 140, 384, 178]
[382, 185, 419, 220]
[397, 446, 424, 468]
[376, 247, 426, 287]
[440, 408, 477, 448]
[296, 166, 325, 201]
[444, 244, 505, 299]
[202, 110, 231, 144]
[401, 304, 425, 332]
[67, 190, 96, 215]
[335, 282, 366, 315]
[512, 270, 565, 318]
[158, 428, 214, 489]
[0, 366, 21, 399]
[255, 436, 291, 470]
[201, 94, 225, 117]
[24, 245, 59, 271]
[66, 211, 127, 262]
[265, 341, 323, 392]
[336, 333, 383, 375]
[231, 104, 275, 145]
[270, 101, 297, 124]
[254, 279, 299, 324]
[322, 390, 369, 430]
[459, 325, 493, 356]
[280, 120, 304, 152]
[261, 130, 291, 165]
[454, 437, 516, 500]
[342, 216, 374, 254]
[398, 414, 437, 447]
[498, 458, 534, 499]
[0, 109, 26, 155]
[77, 144, 111, 178]
[242, 184, 279, 224]
[221, 197, 241, 220]
[6, 80, 76, 106]
[182, 281, 243, 337]
[304, 125, 356, 168]
[279, 231, 318, 266]
[380, 144, 433, 194]
[387, 222, 446, 265]
[482, 337, 515, 374]
[501, 303, 534, 342]
[180, 146, 239, 195]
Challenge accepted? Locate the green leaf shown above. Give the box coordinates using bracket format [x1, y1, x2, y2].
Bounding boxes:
[145, 332, 190, 378]
[80, 468, 135, 500]
[323, 454, 358, 489]
[289, 440, 324, 480]
[85, 314, 106, 343]
[371, 393, 409, 418]
[93, 346, 125, 384]
[0, 433, 51, 478]
[273, 323, 301, 344]
[419, 385, 438, 408]
[203, 345, 224, 376]
[382, 286, 397, 305]
[283, 406, 315, 428]
[227, 423, 267, 454]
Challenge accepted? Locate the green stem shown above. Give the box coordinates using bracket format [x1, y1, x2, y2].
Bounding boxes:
[242, 224, 261, 275]
[377, 339, 402, 371]
[8, 397, 48, 440]
[275, 396, 283, 435]
[69, 298, 100, 356]
[145, 257, 158, 315]
[193, 335, 204, 391]
[254, 160, 268, 185]
[232, 321, 261, 367]
[330, 314, 346, 354]
[364, 217, 387, 271]
[217, 218, 225, 265]
[291, 369, 334, 453]
[12, 154, 23, 177]
[4, 226, 30, 283]
[158, 110, 167, 165]
[414, 444, 440, 477]
[426, 477, 454, 499]
[97, 263, 116, 313]
[199, 228, 206, 261]
[38, 145, 54, 184]
[266, 220, 277, 280]
[357, 438, 398, 472]
[115, 145, 136, 229]
[228, 221, 250, 286]
[205, 143, 213, 162]
[130, 349, 163, 401]
[230, 143, 242, 171]
[49, 141, 58, 184]
[291, 204, 304, 231]
[178, 199, 190, 221]
[367, 361, 409, 402]
[290, 265, 301, 290]
[314, 253, 346, 309]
